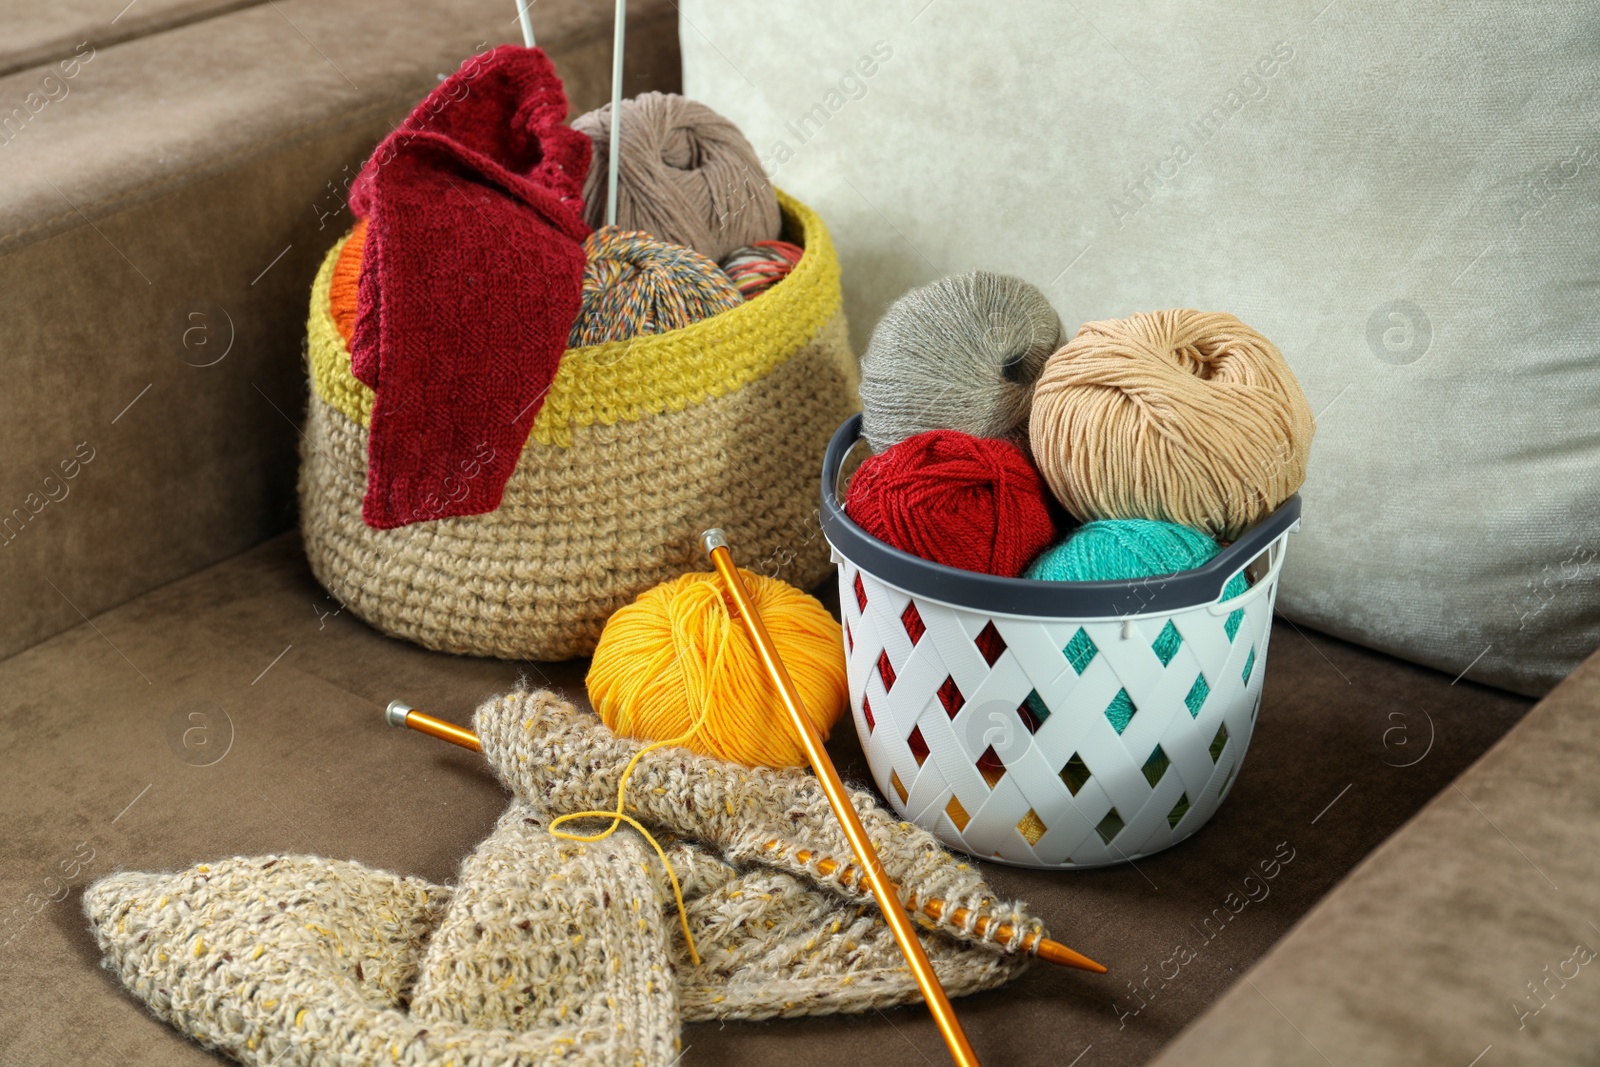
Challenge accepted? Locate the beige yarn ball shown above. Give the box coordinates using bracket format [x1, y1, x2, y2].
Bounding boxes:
[1029, 309, 1314, 540]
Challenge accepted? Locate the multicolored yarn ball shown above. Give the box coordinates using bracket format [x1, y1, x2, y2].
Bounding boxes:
[1025, 518, 1248, 598]
[719, 240, 805, 299]
[568, 226, 744, 347]
[573, 92, 781, 262]
[845, 429, 1058, 578]
[858, 272, 1063, 454]
[586, 569, 847, 769]
[1030, 309, 1314, 540]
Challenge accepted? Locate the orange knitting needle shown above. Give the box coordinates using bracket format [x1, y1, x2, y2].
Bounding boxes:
[384, 700, 1104, 974]
[761, 841, 1105, 973]
[703, 529, 984, 1066]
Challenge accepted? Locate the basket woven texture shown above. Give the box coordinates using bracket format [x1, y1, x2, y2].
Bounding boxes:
[300, 191, 857, 660]
[837, 549, 1281, 869]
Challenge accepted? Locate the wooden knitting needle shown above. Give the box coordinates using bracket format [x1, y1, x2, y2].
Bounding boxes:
[703, 530, 983, 1067]
[384, 702, 1104, 973]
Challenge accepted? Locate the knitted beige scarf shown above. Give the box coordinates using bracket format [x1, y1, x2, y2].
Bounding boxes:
[87, 691, 1045, 1065]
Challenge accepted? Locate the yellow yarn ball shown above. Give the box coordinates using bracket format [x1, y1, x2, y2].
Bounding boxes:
[587, 569, 848, 768]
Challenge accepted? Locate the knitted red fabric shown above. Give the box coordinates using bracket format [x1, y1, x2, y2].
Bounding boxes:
[845, 430, 1058, 577]
[348, 46, 592, 529]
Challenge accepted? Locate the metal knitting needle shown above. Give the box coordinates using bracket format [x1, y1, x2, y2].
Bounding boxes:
[605, 0, 625, 227]
[702, 529, 981, 1067]
[514, 0, 535, 48]
[383, 703, 1104, 973]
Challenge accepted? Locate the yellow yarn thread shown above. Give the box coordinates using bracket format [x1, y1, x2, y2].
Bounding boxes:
[551, 569, 848, 964]
[304, 189, 842, 447]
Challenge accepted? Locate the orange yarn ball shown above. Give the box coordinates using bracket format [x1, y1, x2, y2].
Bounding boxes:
[587, 569, 847, 768]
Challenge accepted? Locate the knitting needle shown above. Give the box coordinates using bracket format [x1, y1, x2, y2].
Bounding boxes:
[385, 702, 482, 752]
[382, 703, 1103, 972]
[762, 842, 1105, 973]
[514, 0, 535, 48]
[605, 0, 625, 227]
[702, 530, 981, 1067]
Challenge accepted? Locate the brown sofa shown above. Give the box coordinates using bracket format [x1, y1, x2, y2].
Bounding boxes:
[0, 4, 1594, 1066]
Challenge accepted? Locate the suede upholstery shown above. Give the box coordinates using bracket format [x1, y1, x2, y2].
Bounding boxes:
[0, 533, 1533, 1065]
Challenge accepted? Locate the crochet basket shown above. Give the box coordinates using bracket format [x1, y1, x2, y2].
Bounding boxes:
[820, 415, 1302, 869]
[300, 190, 857, 660]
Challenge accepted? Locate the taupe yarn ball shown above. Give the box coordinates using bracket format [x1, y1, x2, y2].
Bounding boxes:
[858, 272, 1062, 454]
[1029, 309, 1315, 541]
[574, 92, 781, 263]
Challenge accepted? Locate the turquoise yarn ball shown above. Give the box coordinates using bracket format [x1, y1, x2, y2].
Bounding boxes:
[1025, 518, 1248, 599]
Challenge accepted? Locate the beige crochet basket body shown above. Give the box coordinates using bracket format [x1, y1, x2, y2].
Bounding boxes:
[300, 191, 857, 660]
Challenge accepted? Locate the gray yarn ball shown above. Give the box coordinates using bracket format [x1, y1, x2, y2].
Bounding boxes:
[858, 272, 1063, 454]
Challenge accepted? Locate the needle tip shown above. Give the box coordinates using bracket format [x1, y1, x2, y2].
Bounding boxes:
[1038, 939, 1108, 973]
[700, 528, 728, 554]
[384, 701, 413, 729]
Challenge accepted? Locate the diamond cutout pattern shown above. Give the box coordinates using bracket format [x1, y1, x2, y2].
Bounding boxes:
[1167, 793, 1191, 829]
[1095, 807, 1125, 844]
[1017, 809, 1047, 845]
[1184, 674, 1209, 718]
[1059, 753, 1091, 796]
[1210, 722, 1230, 762]
[945, 794, 971, 832]
[975, 745, 1006, 788]
[907, 725, 930, 766]
[1225, 608, 1244, 641]
[1019, 690, 1049, 733]
[974, 621, 1007, 666]
[841, 556, 1269, 865]
[936, 676, 965, 719]
[1105, 688, 1137, 734]
[1064, 628, 1097, 673]
[1152, 620, 1182, 666]
[901, 601, 925, 644]
[1142, 745, 1171, 787]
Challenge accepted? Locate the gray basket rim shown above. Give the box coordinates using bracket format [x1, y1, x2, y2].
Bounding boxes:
[820, 414, 1302, 619]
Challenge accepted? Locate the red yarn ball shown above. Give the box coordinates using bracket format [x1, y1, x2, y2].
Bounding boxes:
[845, 430, 1058, 577]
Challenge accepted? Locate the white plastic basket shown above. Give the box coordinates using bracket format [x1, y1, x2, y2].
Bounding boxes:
[819, 415, 1302, 869]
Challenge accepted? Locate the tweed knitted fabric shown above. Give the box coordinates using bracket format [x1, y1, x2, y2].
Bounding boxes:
[845, 429, 1058, 577]
[82, 695, 1040, 1064]
[301, 196, 859, 661]
[573, 92, 780, 262]
[408, 802, 680, 1055]
[348, 45, 592, 530]
[568, 227, 743, 347]
[719, 240, 805, 299]
[84, 854, 680, 1066]
[858, 272, 1062, 454]
[476, 689, 1043, 1018]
